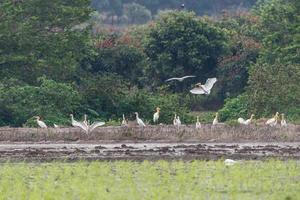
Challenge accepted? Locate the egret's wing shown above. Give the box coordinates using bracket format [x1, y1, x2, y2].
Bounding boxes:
[190, 87, 206, 94]
[182, 75, 196, 79]
[203, 78, 217, 90]
[89, 121, 105, 132]
[72, 120, 88, 132]
[165, 77, 179, 82]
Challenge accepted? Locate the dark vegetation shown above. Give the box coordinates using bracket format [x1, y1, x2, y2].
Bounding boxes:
[0, 0, 299, 127]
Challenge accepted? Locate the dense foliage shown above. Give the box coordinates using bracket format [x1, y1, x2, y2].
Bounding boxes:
[220, 0, 300, 121]
[0, 0, 299, 126]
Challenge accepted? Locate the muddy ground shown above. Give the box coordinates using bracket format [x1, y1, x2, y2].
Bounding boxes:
[0, 142, 299, 161]
[0, 125, 299, 161]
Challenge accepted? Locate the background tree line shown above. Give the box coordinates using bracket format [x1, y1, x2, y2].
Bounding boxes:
[0, 0, 299, 127]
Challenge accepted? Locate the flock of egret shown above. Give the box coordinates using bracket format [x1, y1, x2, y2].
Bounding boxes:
[33, 76, 288, 133]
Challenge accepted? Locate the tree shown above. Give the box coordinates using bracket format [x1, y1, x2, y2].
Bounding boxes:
[253, 0, 299, 64]
[216, 12, 261, 100]
[144, 11, 228, 89]
[0, 78, 82, 126]
[0, 0, 92, 84]
[123, 3, 152, 24]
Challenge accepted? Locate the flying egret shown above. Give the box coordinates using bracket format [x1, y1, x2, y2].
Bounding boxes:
[224, 159, 237, 166]
[153, 107, 160, 123]
[238, 114, 255, 125]
[281, 113, 287, 127]
[121, 114, 127, 126]
[212, 112, 219, 125]
[190, 78, 217, 95]
[135, 112, 146, 127]
[165, 75, 196, 82]
[35, 116, 47, 128]
[265, 112, 279, 127]
[196, 116, 201, 129]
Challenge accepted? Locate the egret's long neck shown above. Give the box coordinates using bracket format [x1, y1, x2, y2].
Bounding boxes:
[123, 114, 125, 120]
[197, 117, 199, 122]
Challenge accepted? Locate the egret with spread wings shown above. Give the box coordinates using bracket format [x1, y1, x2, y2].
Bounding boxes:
[190, 78, 217, 95]
[165, 75, 196, 82]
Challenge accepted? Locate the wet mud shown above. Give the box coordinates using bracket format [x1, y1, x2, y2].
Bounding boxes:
[0, 142, 299, 161]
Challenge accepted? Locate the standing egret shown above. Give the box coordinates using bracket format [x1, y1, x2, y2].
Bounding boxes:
[190, 78, 217, 95]
[176, 116, 181, 126]
[82, 114, 105, 134]
[196, 116, 201, 129]
[153, 107, 160, 123]
[121, 114, 127, 126]
[281, 114, 287, 127]
[238, 114, 255, 125]
[265, 112, 279, 127]
[173, 114, 178, 126]
[70, 114, 88, 132]
[165, 75, 196, 82]
[54, 124, 59, 128]
[135, 112, 146, 127]
[35, 116, 47, 128]
[212, 112, 219, 125]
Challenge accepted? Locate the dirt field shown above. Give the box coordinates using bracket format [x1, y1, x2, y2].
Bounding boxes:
[0, 142, 299, 161]
[0, 125, 299, 161]
[0, 124, 300, 142]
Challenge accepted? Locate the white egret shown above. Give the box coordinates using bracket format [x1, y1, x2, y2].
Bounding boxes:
[173, 113, 177, 126]
[212, 112, 219, 125]
[153, 107, 160, 123]
[224, 159, 237, 166]
[176, 116, 181, 126]
[54, 124, 59, 128]
[190, 78, 217, 95]
[238, 114, 255, 125]
[196, 116, 201, 129]
[121, 114, 127, 126]
[70, 114, 88, 132]
[281, 114, 287, 127]
[135, 112, 146, 127]
[35, 116, 47, 128]
[265, 112, 279, 127]
[165, 75, 196, 82]
[83, 114, 88, 127]
[82, 114, 105, 134]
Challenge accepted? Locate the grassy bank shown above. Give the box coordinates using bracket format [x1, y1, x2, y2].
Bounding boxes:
[0, 160, 299, 199]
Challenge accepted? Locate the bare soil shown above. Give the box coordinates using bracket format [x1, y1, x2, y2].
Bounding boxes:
[0, 142, 299, 161]
[0, 124, 299, 142]
[0, 125, 299, 161]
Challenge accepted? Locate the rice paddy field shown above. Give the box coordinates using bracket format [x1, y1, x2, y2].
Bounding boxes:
[0, 160, 299, 200]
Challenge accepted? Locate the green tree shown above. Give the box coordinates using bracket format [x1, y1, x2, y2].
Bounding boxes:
[0, 78, 82, 126]
[144, 11, 228, 89]
[123, 3, 152, 24]
[0, 0, 92, 84]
